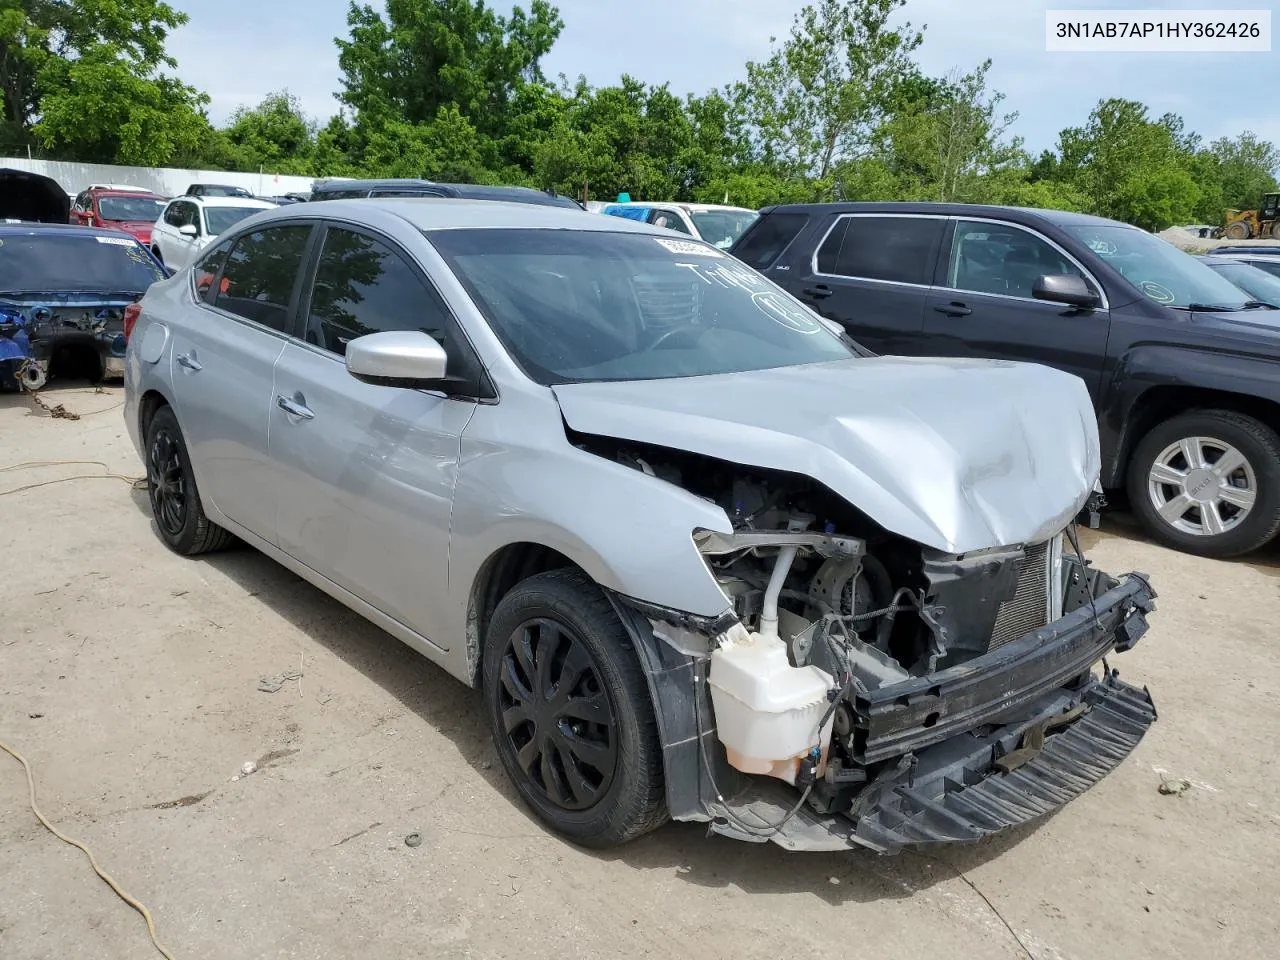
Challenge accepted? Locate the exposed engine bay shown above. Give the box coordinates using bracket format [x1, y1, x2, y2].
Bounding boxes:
[583, 431, 1158, 852]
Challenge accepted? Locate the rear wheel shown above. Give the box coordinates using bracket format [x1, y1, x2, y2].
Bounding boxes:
[1271, 221, 1280, 240]
[1127, 410, 1280, 557]
[145, 405, 234, 555]
[482, 569, 666, 847]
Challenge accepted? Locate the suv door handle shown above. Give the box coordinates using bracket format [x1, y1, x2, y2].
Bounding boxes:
[802, 284, 833, 300]
[276, 394, 315, 420]
[176, 352, 202, 371]
[934, 301, 972, 317]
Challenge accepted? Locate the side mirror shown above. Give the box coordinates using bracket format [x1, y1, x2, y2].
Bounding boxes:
[345, 331, 448, 387]
[178, 223, 198, 238]
[1033, 274, 1099, 309]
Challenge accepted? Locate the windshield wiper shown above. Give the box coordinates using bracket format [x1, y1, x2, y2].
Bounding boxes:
[1241, 300, 1279, 310]
[1178, 303, 1243, 312]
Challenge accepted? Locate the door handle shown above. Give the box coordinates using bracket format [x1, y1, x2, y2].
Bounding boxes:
[802, 284, 833, 300]
[176, 352, 202, 371]
[933, 301, 972, 317]
[276, 394, 315, 420]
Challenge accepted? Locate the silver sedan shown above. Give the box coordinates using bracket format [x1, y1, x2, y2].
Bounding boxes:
[124, 199, 1157, 853]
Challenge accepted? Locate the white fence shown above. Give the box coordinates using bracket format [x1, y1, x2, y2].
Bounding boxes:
[0, 157, 319, 199]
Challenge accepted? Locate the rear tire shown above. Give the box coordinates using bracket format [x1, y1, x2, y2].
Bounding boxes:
[144, 405, 234, 555]
[1271, 221, 1280, 240]
[1127, 409, 1280, 557]
[482, 569, 667, 847]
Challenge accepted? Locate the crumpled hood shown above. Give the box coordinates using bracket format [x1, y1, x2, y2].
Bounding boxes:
[553, 357, 1100, 554]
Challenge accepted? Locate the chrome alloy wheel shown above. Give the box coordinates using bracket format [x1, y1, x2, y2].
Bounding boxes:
[1147, 435, 1257, 537]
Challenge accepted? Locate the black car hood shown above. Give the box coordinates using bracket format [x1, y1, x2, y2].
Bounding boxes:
[0, 169, 69, 222]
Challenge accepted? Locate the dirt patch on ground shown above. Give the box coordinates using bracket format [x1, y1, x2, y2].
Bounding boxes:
[2, 383, 1278, 960]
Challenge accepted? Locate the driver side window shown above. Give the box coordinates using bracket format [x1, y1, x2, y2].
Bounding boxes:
[948, 221, 1088, 300]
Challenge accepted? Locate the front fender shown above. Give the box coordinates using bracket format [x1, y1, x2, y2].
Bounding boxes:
[1099, 344, 1280, 486]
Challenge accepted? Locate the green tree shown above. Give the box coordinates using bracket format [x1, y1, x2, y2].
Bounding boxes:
[1190, 132, 1280, 223]
[224, 90, 317, 174]
[735, 0, 923, 180]
[335, 0, 563, 141]
[1056, 98, 1200, 230]
[0, 0, 206, 162]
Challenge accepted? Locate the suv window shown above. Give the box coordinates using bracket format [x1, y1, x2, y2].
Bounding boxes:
[733, 212, 809, 269]
[212, 225, 311, 331]
[817, 216, 943, 285]
[648, 209, 691, 235]
[948, 220, 1087, 300]
[304, 227, 479, 382]
[163, 202, 182, 227]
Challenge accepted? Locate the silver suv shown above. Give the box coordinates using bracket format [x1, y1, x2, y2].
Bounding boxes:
[124, 199, 1157, 853]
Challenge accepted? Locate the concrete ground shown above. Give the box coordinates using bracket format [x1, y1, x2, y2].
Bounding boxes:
[2, 382, 1278, 960]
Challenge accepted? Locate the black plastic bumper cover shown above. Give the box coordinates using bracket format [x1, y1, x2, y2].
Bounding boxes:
[853, 673, 1156, 851]
[851, 572, 1156, 764]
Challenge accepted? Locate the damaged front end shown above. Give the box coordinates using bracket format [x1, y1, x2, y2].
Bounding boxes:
[600, 452, 1157, 854]
[0, 299, 131, 390]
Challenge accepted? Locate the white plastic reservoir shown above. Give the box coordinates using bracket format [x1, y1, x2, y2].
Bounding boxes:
[708, 628, 835, 784]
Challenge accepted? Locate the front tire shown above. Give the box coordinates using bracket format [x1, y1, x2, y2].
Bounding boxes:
[482, 569, 667, 847]
[1127, 410, 1280, 557]
[1224, 221, 1250, 240]
[144, 405, 234, 555]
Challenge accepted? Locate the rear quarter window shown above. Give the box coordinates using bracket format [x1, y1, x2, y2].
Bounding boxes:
[816, 216, 944, 285]
[732, 212, 810, 269]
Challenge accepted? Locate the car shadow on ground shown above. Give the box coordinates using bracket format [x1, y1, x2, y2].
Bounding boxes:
[155, 529, 1059, 905]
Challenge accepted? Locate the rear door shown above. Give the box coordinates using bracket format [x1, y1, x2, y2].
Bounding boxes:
[921, 217, 1111, 400]
[783, 213, 945, 355]
[269, 223, 480, 645]
[169, 223, 314, 542]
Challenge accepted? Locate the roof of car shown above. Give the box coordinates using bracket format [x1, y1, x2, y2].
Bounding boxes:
[169, 195, 277, 209]
[604, 201, 756, 214]
[761, 201, 1125, 229]
[1211, 245, 1280, 256]
[93, 189, 165, 199]
[0, 221, 138, 239]
[283, 197, 670, 234]
[309, 178, 581, 206]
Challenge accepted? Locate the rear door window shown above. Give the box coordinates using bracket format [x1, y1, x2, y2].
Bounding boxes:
[732, 212, 810, 269]
[212, 225, 312, 331]
[193, 240, 234, 303]
[816, 216, 944, 285]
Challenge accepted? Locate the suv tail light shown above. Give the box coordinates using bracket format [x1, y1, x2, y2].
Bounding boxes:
[123, 303, 142, 341]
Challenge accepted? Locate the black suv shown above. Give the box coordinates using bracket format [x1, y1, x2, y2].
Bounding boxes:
[307, 178, 583, 209]
[733, 202, 1280, 557]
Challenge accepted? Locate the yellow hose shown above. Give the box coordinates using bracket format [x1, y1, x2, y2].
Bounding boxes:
[0, 736, 177, 960]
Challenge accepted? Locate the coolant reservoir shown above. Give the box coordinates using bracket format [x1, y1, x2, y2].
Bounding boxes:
[708, 628, 835, 784]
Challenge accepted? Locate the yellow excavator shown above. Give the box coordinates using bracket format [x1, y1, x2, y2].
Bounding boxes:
[1222, 192, 1280, 240]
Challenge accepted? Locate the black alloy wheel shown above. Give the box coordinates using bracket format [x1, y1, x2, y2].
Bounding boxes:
[143, 405, 234, 555]
[496, 618, 618, 810]
[482, 569, 667, 847]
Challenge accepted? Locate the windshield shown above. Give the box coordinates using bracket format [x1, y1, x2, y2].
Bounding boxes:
[690, 210, 759, 250]
[1063, 224, 1250, 310]
[98, 196, 165, 222]
[1206, 261, 1280, 307]
[0, 234, 164, 293]
[429, 229, 854, 384]
[204, 206, 264, 236]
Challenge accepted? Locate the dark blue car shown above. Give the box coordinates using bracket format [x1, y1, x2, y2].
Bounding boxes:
[0, 222, 167, 390]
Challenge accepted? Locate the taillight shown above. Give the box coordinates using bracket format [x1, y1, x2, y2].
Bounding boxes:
[123, 303, 142, 340]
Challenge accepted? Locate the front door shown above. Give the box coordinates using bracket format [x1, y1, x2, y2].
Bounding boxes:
[781, 214, 945, 355]
[169, 223, 314, 542]
[922, 218, 1111, 401]
[270, 224, 480, 646]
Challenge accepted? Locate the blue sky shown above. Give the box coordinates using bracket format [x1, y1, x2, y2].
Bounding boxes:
[168, 0, 1276, 154]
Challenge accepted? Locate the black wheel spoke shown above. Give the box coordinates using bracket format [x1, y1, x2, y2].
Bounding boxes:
[516, 737, 541, 777]
[495, 617, 619, 812]
[557, 691, 612, 726]
[559, 729, 613, 774]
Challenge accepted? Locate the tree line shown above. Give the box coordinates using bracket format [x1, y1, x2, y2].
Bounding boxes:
[3, 0, 1276, 231]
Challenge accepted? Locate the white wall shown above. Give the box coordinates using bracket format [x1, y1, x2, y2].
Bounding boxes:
[0, 157, 318, 198]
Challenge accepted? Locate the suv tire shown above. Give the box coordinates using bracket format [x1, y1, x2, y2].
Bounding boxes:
[1127, 409, 1280, 557]
[144, 405, 235, 555]
[482, 569, 667, 847]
